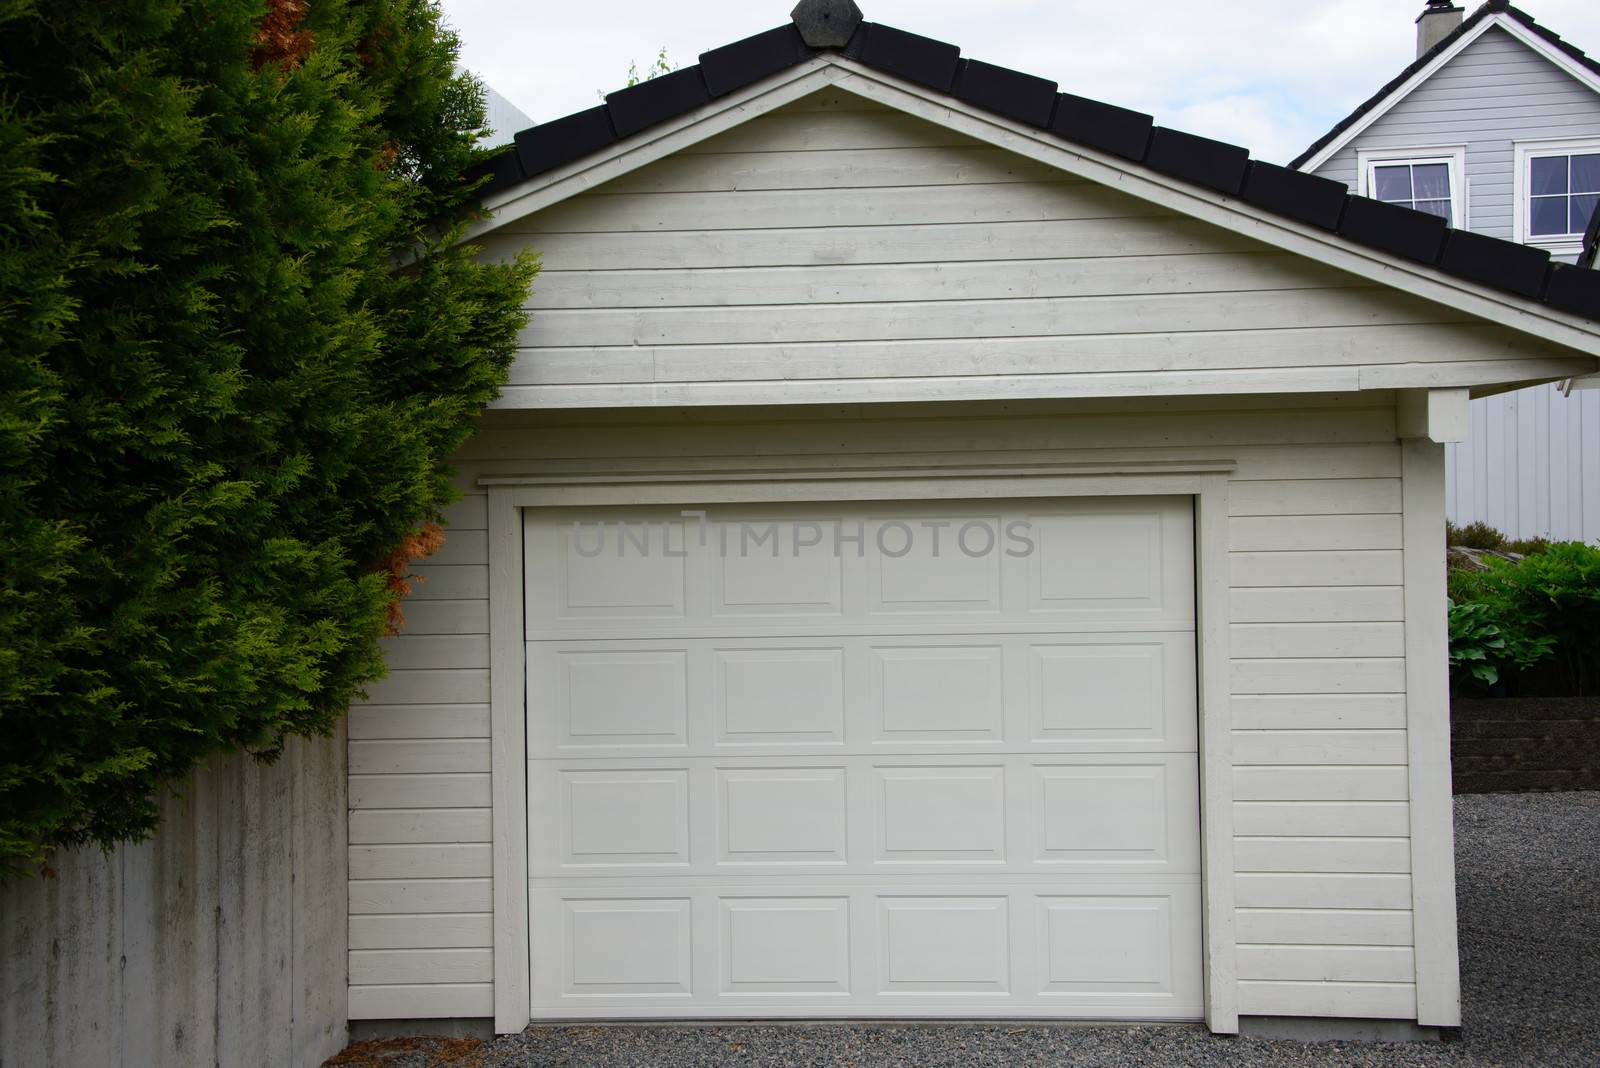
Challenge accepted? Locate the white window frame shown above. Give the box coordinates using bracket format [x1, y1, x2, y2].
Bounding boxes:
[1513, 136, 1600, 257]
[1357, 146, 1468, 229]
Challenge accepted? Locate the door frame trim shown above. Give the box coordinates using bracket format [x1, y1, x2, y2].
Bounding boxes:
[485, 465, 1237, 1034]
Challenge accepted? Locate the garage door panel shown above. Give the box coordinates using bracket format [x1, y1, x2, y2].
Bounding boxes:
[874, 767, 1008, 864]
[717, 767, 849, 865]
[871, 644, 1005, 743]
[531, 647, 689, 750]
[1027, 634, 1197, 749]
[529, 634, 1195, 758]
[526, 498, 1200, 1020]
[527, 499, 1194, 635]
[530, 755, 1198, 879]
[1025, 504, 1194, 620]
[713, 526, 844, 617]
[1033, 760, 1201, 871]
[865, 512, 1005, 614]
[716, 647, 847, 745]
[530, 883, 1203, 1018]
[720, 897, 852, 994]
[526, 515, 691, 626]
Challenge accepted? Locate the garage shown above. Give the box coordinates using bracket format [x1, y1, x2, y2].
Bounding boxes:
[341, 3, 1600, 1033]
[522, 498, 1202, 1019]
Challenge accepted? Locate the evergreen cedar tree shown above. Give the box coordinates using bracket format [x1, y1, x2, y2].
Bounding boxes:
[0, 0, 539, 874]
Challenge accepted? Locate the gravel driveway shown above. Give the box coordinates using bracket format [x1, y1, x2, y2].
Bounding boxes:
[329, 792, 1600, 1068]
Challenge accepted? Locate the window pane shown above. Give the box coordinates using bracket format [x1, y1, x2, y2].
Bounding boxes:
[1572, 154, 1600, 194]
[1415, 199, 1451, 222]
[1413, 163, 1451, 200]
[1531, 154, 1569, 196]
[1572, 194, 1600, 237]
[1531, 196, 1569, 236]
[1373, 165, 1413, 202]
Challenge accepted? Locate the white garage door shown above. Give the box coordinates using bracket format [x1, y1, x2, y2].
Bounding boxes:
[524, 497, 1202, 1019]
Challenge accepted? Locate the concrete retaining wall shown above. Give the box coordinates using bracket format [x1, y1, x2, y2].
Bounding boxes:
[1453, 697, 1600, 793]
[0, 724, 348, 1068]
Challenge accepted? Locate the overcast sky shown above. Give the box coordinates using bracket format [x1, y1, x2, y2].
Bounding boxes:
[441, 0, 1600, 165]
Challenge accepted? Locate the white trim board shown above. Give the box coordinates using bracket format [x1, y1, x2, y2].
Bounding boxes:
[484, 464, 1240, 1036]
[473, 55, 1600, 378]
[1297, 12, 1600, 174]
[1399, 438, 1462, 1027]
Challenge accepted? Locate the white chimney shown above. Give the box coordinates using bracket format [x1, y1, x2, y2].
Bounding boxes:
[1417, 1, 1465, 58]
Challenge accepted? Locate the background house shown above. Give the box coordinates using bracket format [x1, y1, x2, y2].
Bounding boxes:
[1295, 0, 1600, 542]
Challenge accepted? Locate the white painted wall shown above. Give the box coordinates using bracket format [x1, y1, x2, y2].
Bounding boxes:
[0, 727, 348, 1068]
[347, 394, 1439, 1025]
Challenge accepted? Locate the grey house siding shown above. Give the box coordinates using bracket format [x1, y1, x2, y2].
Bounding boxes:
[1311, 26, 1600, 242]
[1313, 24, 1600, 543]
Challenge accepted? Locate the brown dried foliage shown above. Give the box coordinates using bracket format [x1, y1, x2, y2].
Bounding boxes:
[323, 1035, 485, 1068]
[377, 521, 446, 635]
[253, 0, 315, 71]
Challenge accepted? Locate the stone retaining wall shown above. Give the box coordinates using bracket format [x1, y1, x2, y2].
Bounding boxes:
[1452, 697, 1600, 793]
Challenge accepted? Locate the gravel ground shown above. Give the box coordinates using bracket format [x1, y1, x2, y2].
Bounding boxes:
[329, 792, 1600, 1068]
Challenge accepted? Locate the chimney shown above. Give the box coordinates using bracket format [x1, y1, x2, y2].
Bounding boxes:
[1416, 1, 1465, 58]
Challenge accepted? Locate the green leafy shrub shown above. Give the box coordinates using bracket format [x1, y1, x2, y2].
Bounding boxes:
[1448, 543, 1600, 695]
[1447, 598, 1556, 688]
[0, 0, 538, 874]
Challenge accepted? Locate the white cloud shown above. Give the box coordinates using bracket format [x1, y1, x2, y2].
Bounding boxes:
[442, 0, 1600, 164]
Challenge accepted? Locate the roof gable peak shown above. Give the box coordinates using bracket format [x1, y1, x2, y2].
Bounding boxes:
[465, 16, 1600, 332]
[1291, 2, 1600, 173]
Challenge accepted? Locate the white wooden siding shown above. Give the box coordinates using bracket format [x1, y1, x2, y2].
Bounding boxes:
[476, 91, 1575, 411]
[347, 394, 1423, 1022]
[346, 490, 495, 1019]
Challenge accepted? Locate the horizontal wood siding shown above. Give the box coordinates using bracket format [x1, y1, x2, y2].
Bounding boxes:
[348, 492, 493, 1018]
[347, 394, 1422, 1022]
[477, 90, 1568, 409]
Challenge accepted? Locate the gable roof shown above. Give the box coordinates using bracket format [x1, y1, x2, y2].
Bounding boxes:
[466, 7, 1600, 331]
[1290, 1, 1600, 172]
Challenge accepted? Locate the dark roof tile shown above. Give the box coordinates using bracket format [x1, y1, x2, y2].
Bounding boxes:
[513, 106, 616, 177]
[465, 145, 525, 196]
[700, 25, 813, 97]
[1546, 263, 1600, 319]
[1338, 197, 1448, 264]
[845, 22, 961, 92]
[1241, 162, 1349, 232]
[1439, 229, 1551, 299]
[1145, 127, 1249, 196]
[952, 59, 1057, 128]
[606, 67, 712, 138]
[1049, 94, 1152, 162]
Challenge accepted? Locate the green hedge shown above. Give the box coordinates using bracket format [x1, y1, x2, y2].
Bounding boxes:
[0, 0, 537, 874]
[1448, 542, 1600, 696]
